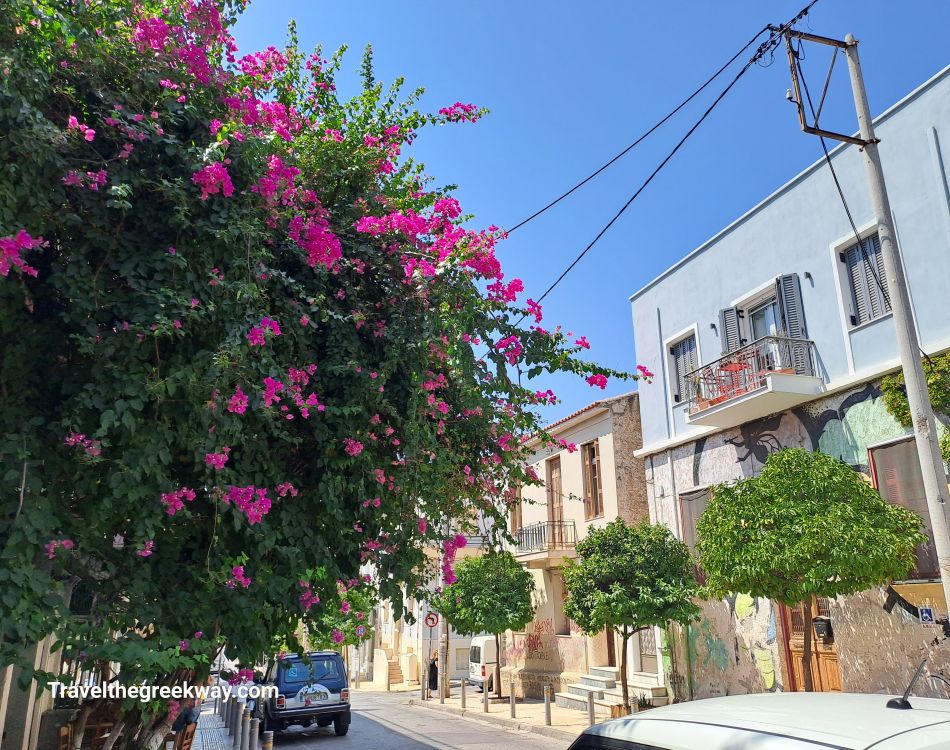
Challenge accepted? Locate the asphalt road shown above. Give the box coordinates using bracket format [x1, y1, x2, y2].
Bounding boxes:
[273, 691, 574, 750]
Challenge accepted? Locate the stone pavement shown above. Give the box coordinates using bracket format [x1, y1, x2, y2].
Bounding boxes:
[192, 702, 231, 750]
[361, 683, 608, 741]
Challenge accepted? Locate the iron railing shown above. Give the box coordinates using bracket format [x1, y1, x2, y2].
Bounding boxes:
[686, 336, 817, 415]
[515, 521, 577, 553]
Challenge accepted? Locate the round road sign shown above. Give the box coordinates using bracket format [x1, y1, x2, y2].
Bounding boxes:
[424, 612, 439, 628]
[355, 624, 366, 638]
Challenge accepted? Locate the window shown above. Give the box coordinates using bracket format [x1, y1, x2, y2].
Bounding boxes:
[749, 297, 780, 341]
[455, 648, 469, 670]
[669, 334, 697, 404]
[509, 484, 523, 534]
[841, 232, 891, 326]
[869, 438, 938, 580]
[678, 487, 709, 583]
[582, 440, 604, 519]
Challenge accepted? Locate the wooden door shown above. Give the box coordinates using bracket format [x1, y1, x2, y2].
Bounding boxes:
[546, 457, 563, 546]
[783, 599, 842, 692]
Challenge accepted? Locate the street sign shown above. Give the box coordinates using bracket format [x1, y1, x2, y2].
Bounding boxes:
[920, 606, 935, 624]
[425, 612, 439, 628]
[355, 624, 366, 638]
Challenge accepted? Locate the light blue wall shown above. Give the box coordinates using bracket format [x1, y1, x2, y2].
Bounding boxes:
[631, 66, 950, 449]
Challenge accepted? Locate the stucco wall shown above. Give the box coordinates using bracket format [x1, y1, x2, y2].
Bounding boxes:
[631, 66, 950, 449]
[647, 379, 950, 699]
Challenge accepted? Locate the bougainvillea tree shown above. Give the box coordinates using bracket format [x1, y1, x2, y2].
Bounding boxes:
[0, 0, 632, 744]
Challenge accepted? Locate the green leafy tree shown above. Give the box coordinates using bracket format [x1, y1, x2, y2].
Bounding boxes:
[433, 552, 535, 697]
[563, 520, 699, 711]
[881, 354, 950, 462]
[697, 447, 925, 692]
[0, 0, 631, 745]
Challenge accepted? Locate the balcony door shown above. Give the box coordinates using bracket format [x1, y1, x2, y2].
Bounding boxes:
[546, 457, 563, 546]
[749, 298, 780, 341]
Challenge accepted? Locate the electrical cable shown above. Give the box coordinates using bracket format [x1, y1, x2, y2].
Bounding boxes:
[521, 2, 821, 314]
[794, 46, 938, 368]
[506, 26, 771, 234]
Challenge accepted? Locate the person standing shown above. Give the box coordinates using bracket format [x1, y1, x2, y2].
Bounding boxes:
[427, 650, 438, 700]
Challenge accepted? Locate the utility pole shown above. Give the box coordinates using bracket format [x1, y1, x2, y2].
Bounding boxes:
[783, 30, 950, 614]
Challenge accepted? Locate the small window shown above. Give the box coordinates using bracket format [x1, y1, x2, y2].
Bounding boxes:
[470, 645, 481, 663]
[582, 440, 604, 519]
[668, 334, 697, 404]
[841, 233, 891, 326]
[869, 438, 938, 580]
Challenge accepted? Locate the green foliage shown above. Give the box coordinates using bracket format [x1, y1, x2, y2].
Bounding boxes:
[881, 354, 950, 463]
[309, 584, 374, 650]
[0, 0, 623, 715]
[697, 448, 925, 605]
[432, 552, 535, 637]
[563, 520, 700, 636]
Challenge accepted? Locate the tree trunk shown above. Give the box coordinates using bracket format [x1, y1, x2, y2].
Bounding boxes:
[801, 596, 815, 692]
[493, 632, 502, 699]
[71, 702, 94, 750]
[141, 715, 174, 750]
[619, 627, 630, 712]
[100, 719, 125, 750]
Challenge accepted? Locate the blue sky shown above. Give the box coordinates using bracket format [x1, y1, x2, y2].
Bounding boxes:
[234, 1, 950, 425]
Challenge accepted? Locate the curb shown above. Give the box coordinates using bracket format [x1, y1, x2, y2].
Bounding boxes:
[408, 697, 578, 741]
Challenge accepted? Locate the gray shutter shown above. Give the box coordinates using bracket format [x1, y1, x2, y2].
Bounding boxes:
[671, 336, 697, 404]
[845, 244, 870, 325]
[718, 307, 741, 355]
[869, 234, 891, 316]
[776, 273, 810, 375]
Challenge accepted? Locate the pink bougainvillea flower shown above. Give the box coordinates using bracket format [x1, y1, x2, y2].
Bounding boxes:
[636, 364, 655, 380]
[179, 639, 189, 651]
[137, 540, 155, 557]
[194, 631, 203, 639]
[1, 230, 44, 278]
[343, 438, 363, 457]
[45, 539, 75, 559]
[575, 336, 591, 350]
[331, 628, 345, 644]
[586, 374, 608, 389]
[161, 487, 196, 516]
[227, 385, 248, 414]
[227, 565, 251, 588]
[192, 162, 234, 201]
[205, 447, 230, 470]
[417, 517, 427, 534]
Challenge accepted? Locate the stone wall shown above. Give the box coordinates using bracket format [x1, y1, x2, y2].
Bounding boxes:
[607, 392, 650, 526]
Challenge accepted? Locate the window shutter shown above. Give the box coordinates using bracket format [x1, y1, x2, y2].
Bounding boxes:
[846, 245, 868, 325]
[868, 234, 891, 317]
[776, 273, 810, 374]
[718, 307, 741, 355]
[670, 335, 697, 403]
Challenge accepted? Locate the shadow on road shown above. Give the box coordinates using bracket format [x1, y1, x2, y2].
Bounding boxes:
[268, 710, 438, 748]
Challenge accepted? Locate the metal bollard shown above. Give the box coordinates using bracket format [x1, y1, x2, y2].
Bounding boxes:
[232, 701, 245, 750]
[227, 699, 237, 735]
[249, 719, 260, 750]
[262, 730, 274, 750]
[587, 691, 595, 726]
[240, 709, 250, 750]
[420, 676, 426, 702]
[543, 685, 552, 726]
[460, 678, 466, 709]
[483, 680, 489, 713]
[509, 675, 516, 718]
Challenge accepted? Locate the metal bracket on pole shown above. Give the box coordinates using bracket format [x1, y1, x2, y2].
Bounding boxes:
[781, 29, 872, 147]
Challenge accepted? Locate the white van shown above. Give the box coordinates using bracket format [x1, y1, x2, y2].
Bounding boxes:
[467, 635, 497, 692]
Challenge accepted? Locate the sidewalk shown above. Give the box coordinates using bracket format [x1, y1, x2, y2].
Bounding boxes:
[193, 702, 231, 750]
[361, 684, 604, 741]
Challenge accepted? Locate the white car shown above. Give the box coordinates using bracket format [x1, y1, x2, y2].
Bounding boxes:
[567, 692, 950, 749]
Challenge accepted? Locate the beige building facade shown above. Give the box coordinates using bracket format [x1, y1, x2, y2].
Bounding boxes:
[503, 392, 664, 711]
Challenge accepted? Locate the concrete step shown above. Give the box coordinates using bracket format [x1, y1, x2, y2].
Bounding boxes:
[554, 691, 615, 715]
[589, 666, 620, 681]
[567, 683, 604, 699]
[630, 671, 660, 686]
[602, 684, 669, 704]
[579, 673, 616, 689]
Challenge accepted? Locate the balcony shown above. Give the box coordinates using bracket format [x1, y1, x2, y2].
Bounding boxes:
[685, 336, 824, 429]
[515, 521, 577, 569]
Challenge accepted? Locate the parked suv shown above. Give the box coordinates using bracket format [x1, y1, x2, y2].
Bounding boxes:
[254, 651, 350, 736]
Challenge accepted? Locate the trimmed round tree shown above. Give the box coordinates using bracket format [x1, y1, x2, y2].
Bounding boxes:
[563, 519, 700, 711]
[697, 447, 925, 692]
[433, 552, 535, 697]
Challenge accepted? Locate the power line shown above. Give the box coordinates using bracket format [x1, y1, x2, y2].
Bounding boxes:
[506, 27, 771, 234]
[524, 2, 821, 312]
[794, 42, 937, 368]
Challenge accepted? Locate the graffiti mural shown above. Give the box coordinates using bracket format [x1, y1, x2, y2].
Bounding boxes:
[655, 379, 927, 699]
